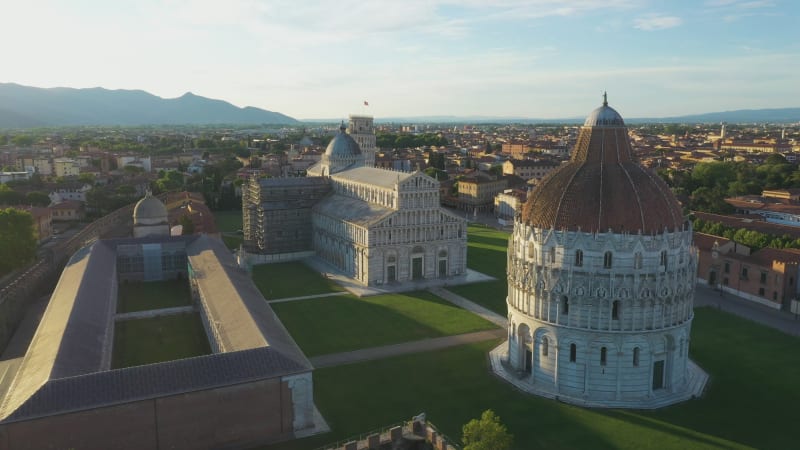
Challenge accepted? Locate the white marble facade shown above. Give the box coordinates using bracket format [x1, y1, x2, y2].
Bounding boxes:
[505, 225, 699, 404]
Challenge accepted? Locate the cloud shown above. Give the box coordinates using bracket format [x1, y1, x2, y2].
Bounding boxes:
[633, 15, 683, 31]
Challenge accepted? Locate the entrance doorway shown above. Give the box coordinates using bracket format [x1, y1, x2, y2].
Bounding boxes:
[653, 360, 665, 390]
[525, 349, 532, 373]
[387, 265, 396, 283]
[708, 270, 717, 287]
[412, 257, 423, 280]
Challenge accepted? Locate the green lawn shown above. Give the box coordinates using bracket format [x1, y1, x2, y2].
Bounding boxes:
[112, 313, 211, 369]
[252, 261, 344, 300]
[271, 291, 498, 357]
[266, 307, 799, 450]
[213, 210, 243, 232]
[447, 224, 510, 316]
[117, 279, 192, 313]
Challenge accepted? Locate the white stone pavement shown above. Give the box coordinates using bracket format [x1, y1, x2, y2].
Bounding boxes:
[429, 287, 508, 328]
[267, 291, 350, 303]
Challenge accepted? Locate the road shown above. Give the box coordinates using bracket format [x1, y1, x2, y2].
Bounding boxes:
[693, 283, 800, 336]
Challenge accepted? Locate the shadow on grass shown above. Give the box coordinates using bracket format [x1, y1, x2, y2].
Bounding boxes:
[271, 292, 496, 357]
[447, 280, 508, 316]
[263, 341, 619, 450]
[252, 261, 344, 300]
[603, 409, 741, 449]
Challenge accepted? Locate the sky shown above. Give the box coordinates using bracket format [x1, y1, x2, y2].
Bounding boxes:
[2, 0, 799, 120]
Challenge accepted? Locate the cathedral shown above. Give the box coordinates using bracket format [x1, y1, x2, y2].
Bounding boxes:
[242, 116, 467, 287]
[498, 95, 707, 408]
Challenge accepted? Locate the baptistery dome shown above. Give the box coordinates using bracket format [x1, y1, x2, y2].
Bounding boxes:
[521, 95, 683, 235]
[493, 94, 707, 409]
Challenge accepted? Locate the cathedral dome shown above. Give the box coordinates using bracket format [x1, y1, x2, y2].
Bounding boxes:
[520, 95, 684, 234]
[325, 123, 362, 157]
[133, 192, 167, 225]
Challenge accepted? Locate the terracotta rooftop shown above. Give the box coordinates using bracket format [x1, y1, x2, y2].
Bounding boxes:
[521, 99, 684, 234]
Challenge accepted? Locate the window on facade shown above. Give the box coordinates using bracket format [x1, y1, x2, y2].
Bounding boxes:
[634, 252, 643, 269]
[574, 249, 583, 267]
[760, 272, 767, 284]
[600, 347, 607, 366]
[549, 247, 556, 263]
[741, 267, 749, 280]
[542, 336, 549, 357]
[528, 243, 535, 258]
[660, 250, 668, 267]
[561, 296, 569, 315]
[633, 347, 640, 367]
[724, 261, 730, 274]
[612, 300, 620, 320]
[603, 251, 613, 269]
[570, 344, 576, 362]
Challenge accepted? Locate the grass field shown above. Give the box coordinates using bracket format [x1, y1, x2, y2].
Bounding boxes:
[252, 261, 344, 300]
[213, 210, 243, 232]
[271, 291, 498, 357]
[112, 313, 211, 369]
[448, 224, 510, 315]
[267, 307, 800, 450]
[117, 279, 192, 313]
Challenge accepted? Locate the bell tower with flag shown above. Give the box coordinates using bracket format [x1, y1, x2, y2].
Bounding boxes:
[348, 113, 376, 167]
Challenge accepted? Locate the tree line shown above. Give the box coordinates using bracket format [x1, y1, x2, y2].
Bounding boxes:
[693, 218, 800, 251]
[659, 154, 800, 214]
[376, 132, 448, 149]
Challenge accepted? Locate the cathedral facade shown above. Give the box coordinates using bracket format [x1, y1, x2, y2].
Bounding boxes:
[243, 120, 467, 287]
[500, 96, 707, 408]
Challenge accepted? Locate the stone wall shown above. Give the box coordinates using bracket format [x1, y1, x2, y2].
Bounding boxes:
[0, 378, 295, 450]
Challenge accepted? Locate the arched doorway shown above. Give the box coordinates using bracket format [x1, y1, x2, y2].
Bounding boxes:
[411, 246, 425, 280]
[517, 323, 532, 374]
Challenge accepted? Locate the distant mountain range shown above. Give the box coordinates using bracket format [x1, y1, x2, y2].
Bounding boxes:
[0, 83, 298, 128]
[2, 82, 798, 128]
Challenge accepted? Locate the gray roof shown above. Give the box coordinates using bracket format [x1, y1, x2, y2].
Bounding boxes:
[0, 241, 117, 419]
[313, 194, 395, 227]
[332, 166, 415, 189]
[0, 234, 312, 424]
[3, 347, 307, 423]
[186, 235, 311, 367]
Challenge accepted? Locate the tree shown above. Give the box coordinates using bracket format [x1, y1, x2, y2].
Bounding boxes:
[25, 191, 51, 207]
[0, 208, 38, 274]
[179, 215, 195, 235]
[461, 409, 513, 450]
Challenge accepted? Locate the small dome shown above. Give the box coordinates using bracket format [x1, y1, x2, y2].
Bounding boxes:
[133, 193, 167, 225]
[583, 93, 624, 127]
[325, 122, 362, 157]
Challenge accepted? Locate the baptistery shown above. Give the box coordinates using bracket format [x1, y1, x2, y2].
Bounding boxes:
[500, 94, 707, 408]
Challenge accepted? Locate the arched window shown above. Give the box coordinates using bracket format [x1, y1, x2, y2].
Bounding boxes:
[634, 252, 643, 269]
[528, 243, 535, 259]
[549, 247, 556, 263]
[600, 347, 607, 366]
[612, 300, 620, 320]
[633, 347, 640, 367]
[603, 251, 613, 269]
[542, 336, 549, 357]
[660, 250, 668, 267]
[570, 343, 577, 362]
[574, 249, 583, 267]
[561, 296, 569, 315]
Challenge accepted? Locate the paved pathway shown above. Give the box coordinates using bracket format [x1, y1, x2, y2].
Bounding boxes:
[429, 286, 508, 328]
[115, 306, 195, 321]
[267, 291, 349, 303]
[693, 284, 800, 336]
[309, 329, 506, 369]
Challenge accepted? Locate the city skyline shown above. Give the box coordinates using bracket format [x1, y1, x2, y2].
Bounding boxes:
[3, 0, 799, 120]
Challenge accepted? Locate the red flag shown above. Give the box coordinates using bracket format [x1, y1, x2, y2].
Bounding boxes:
[364, 101, 369, 106]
